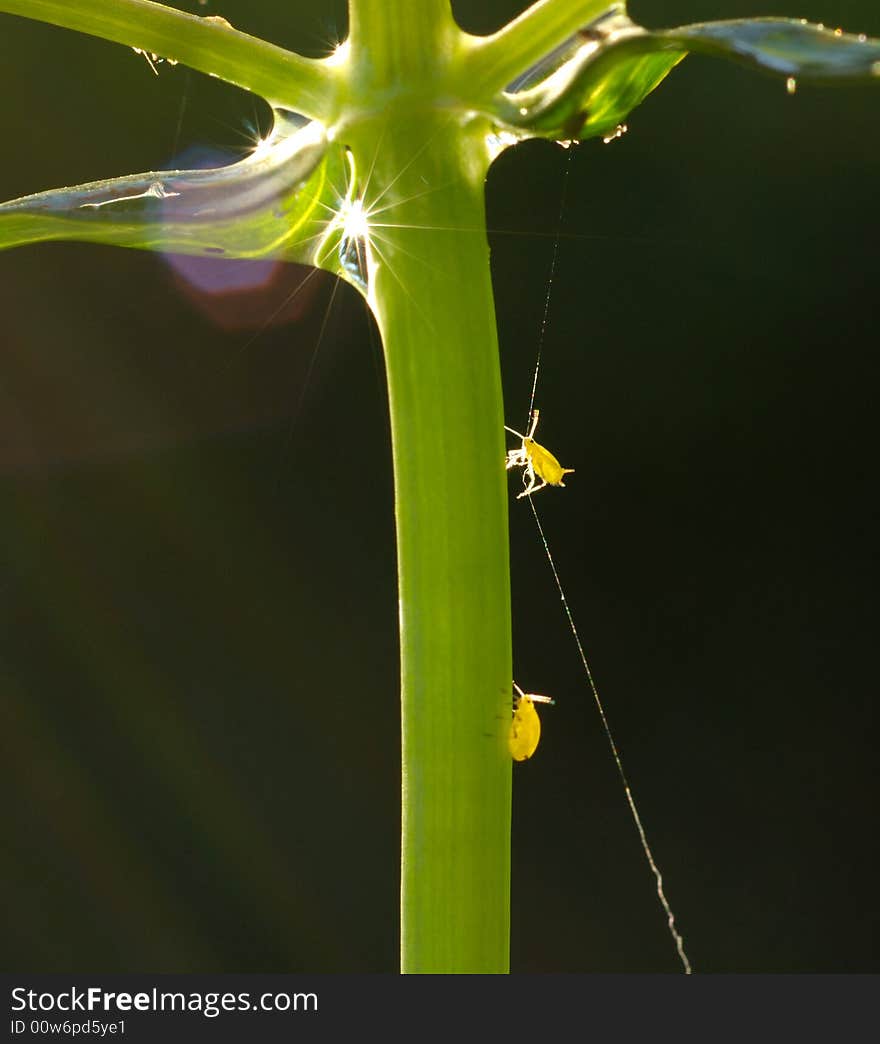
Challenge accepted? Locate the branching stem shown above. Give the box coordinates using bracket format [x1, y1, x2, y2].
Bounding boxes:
[459, 0, 617, 97]
[0, 0, 335, 117]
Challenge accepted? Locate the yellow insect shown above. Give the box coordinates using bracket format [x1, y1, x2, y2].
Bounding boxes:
[509, 682, 555, 761]
[505, 408, 574, 498]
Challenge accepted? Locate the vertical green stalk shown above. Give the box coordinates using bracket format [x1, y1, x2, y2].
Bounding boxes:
[348, 118, 509, 973]
[345, 0, 513, 975]
[383, 122, 511, 974]
[345, 109, 513, 971]
[348, 0, 457, 76]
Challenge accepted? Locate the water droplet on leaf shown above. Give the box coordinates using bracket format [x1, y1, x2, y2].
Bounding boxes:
[602, 123, 628, 144]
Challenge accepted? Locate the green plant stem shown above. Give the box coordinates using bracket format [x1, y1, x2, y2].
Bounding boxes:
[348, 0, 457, 77]
[345, 108, 513, 972]
[345, 0, 512, 975]
[0, 0, 335, 117]
[459, 0, 616, 97]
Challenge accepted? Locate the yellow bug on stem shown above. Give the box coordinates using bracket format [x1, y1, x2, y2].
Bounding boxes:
[505, 408, 574, 498]
[509, 682, 555, 761]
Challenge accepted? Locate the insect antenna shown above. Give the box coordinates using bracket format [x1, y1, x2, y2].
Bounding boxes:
[513, 681, 554, 705]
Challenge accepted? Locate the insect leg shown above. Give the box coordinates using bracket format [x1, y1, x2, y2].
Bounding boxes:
[506, 448, 526, 470]
[518, 477, 548, 499]
[519, 461, 538, 496]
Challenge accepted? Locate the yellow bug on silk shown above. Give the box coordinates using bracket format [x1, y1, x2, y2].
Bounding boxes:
[505, 408, 574, 498]
[509, 682, 555, 761]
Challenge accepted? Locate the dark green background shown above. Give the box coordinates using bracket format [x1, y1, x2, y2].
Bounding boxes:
[1, 0, 877, 972]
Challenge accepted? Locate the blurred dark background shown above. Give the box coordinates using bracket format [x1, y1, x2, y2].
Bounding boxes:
[0, 0, 876, 972]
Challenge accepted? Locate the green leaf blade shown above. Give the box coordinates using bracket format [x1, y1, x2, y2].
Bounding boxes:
[577, 50, 684, 140]
[496, 13, 880, 143]
[0, 115, 347, 268]
[664, 19, 880, 83]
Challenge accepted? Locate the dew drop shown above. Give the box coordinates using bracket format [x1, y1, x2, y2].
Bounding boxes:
[602, 123, 628, 144]
[786, 77, 797, 95]
[338, 223, 368, 290]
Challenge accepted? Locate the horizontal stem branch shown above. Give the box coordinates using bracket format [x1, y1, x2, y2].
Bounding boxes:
[0, 0, 335, 118]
